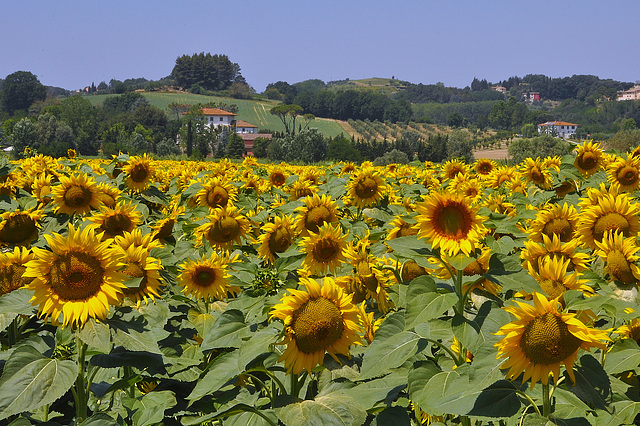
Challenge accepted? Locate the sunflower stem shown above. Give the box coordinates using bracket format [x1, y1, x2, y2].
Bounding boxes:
[74, 335, 89, 423]
[290, 371, 298, 397]
[455, 269, 466, 315]
[514, 390, 542, 417]
[542, 382, 552, 417]
[7, 316, 19, 348]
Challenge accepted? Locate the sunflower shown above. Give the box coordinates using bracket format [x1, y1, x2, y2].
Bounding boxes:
[575, 193, 640, 249]
[439, 246, 501, 297]
[177, 252, 241, 301]
[386, 216, 418, 240]
[67, 149, 77, 159]
[295, 193, 340, 236]
[487, 166, 519, 189]
[400, 260, 430, 282]
[0, 207, 44, 247]
[0, 246, 35, 296]
[616, 318, 640, 344]
[441, 159, 468, 180]
[527, 203, 578, 243]
[357, 301, 383, 344]
[593, 231, 640, 285]
[23, 224, 125, 328]
[531, 257, 591, 300]
[51, 173, 103, 216]
[116, 245, 163, 306]
[474, 158, 497, 177]
[268, 168, 287, 188]
[95, 182, 122, 209]
[574, 140, 605, 177]
[270, 276, 362, 374]
[123, 154, 155, 193]
[340, 162, 358, 175]
[114, 228, 162, 253]
[31, 174, 54, 205]
[482, 194, 517, 217]
[578, 183, 620, 210]
[88, 200, 143, 239]
[607, 155, 640, 193]
[521, 233, 590, 275]
[151, 204, 185, 242]
[287, 179, 317, 201]
[521, 157, 552, 190]
[495, 292, 609, 389]
[257, 215, 296, 264]
[300, 222, 348, 275]
[415, 191, 487, 256]
[194, 206, 252, 250]
[345, 167, 387, 208]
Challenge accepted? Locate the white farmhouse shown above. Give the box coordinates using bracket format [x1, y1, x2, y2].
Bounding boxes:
[537, 121, 578, 138]
[200, 107, 237, 128]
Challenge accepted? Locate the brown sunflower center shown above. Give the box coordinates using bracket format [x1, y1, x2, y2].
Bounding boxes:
[477, 162, 493, 174]
[357, 261, 379, 292]
[530, 167, 544, 184]
[617, 166, 639, 186]
[305, 206, 332, 234]
[630, 325, 640, 344]
[50, 251, 105, 301]
[593, 212, 630, 241]
[206, 186, 229, 208]
[292, 297, 344, 354]
[64, 185, 92, 208]
[130, 163, 150, 183]
[0, 215, 38, 245]
[0, 264, 32, 296]
[355, 177, 378, 199]
[539, 278, 566, 299]
[154, 219, 175, 241]
[435, 203, 471, 238]
[542, 218, 573, 242]
[101, 214, 133, 238]
[607, 250, 636, 284]
[520, 312, 582, 365]
[578, 152, 597, 170]
[268, 227, 292, 254]
[194, 267, 216, 287]
[312, 237, 340, 263]
[208, 217, 241, 243]
[270, 173, 286, 187]
[401, 260, 427, 282]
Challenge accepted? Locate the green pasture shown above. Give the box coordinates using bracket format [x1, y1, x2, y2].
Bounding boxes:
[84, 92, 347, 137]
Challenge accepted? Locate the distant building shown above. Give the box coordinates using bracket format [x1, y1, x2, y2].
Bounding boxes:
[239, 133, 273, 156]
[524, 91, 540, 103]
[537, 121, 578, 138]
[199, 107, 237, 128]
[491, 86, 507, 93]
[617, 85, 640, 101]
[235, 120, 258, 134]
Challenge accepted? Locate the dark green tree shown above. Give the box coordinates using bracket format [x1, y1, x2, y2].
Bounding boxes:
[508, 134, 572, 164]
[226, 132, 246, 158]
[1, 71, 47, 114]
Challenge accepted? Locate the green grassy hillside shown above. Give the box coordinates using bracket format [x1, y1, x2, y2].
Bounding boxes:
[84, 92, 347, 137]
[326, 77, 407, 95]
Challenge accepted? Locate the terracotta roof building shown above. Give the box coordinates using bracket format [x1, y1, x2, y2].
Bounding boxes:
[537, 121, 578, 138]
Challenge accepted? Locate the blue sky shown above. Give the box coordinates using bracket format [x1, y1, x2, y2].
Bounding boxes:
[2, 1, 639, 92]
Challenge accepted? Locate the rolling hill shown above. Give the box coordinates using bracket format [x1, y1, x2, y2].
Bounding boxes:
[83, 92, 349, 137]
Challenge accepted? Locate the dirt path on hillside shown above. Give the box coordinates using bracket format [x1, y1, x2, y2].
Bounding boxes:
[473, 141, 510, 161]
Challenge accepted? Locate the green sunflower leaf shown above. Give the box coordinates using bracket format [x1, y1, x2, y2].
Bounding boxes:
[0, 356, 77, 420]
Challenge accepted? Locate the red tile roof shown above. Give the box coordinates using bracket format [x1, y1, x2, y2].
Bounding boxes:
[538, 121, 578, 126]
[199, 107, 236, 116]
[235, 120, 257, 128]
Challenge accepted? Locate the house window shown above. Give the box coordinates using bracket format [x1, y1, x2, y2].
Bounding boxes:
[220, 117, 223, 121]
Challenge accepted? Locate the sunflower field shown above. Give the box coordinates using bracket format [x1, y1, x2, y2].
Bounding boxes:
[2, 141, 640, 425]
